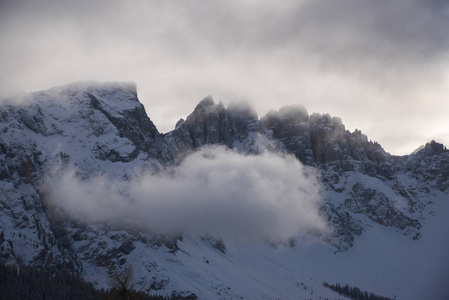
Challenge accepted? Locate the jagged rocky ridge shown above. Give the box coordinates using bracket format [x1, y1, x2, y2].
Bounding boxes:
[0, 82, 448, 298]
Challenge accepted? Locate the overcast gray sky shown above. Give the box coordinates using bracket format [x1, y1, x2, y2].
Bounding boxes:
[1, 0, 448, 154]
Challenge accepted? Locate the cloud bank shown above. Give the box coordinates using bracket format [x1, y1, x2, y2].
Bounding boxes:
[43, 147, 327, 240]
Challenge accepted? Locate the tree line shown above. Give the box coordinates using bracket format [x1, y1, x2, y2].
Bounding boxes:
[323, 282, 394, 300]
[0, 263, 196, 300]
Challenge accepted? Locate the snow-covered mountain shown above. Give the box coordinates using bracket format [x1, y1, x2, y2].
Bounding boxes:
[1, 82, 448, 299]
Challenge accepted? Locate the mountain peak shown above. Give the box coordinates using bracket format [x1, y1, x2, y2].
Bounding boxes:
[197, 95, 214, 106]
[411, 140, 448, 156]
[279, 104, 309, 119]
[423, 140, 447, 154]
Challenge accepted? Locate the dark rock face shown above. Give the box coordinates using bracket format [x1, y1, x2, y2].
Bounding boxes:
[320, 204, 364, 252]
[259, 105, 390, 178]
[18, 106, 48, 135]
[151, 96, 259, 163]
[226, 101, 259, 141]
[118, 239, 135, 255]
[309, 113, 343, 164]
[86, 92, 159, 162]
[424, 140, 447, 154]
[261, 105, 314, 163]
[87, 93, 158, 146]
[201, 235, 226, 254]
[157, 101, 393, 176]
[399, 140, 449, 192]
[0, 137, 42, 186]
[178, 96, 258, 149]
[347, 182, 420, 231]
[183, 97, 233, 147]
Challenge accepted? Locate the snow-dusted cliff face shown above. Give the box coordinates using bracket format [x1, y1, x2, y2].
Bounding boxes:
[1, 82, 448, 299]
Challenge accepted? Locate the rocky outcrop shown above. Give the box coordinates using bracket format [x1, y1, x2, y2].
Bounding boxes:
[156, 101, 393, 176]
[347, 182, 420, 233]
[151, 96, 259, 164]
[87, 92, 159, 153]
[260, 105, 391, 177]
[178, 96, 258, 148]
[260, 105, 314, 163]
[398, 140, 449, 192]
[182, 97, 232, 147]
[0, 82, 162, 182]
[320, 203, 364, 252]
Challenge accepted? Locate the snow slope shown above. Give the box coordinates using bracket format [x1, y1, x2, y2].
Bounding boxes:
[144, 191, 447, 300]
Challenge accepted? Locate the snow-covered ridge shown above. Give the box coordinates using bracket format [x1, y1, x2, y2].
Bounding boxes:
[1, 81, 448, 299]
[42, 80, 138, 99]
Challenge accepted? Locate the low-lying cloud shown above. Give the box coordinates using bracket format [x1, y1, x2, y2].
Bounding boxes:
[43, 147, 328, 240]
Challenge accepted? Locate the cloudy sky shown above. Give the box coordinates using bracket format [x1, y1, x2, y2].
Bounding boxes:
[1, 0, 448, 155]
